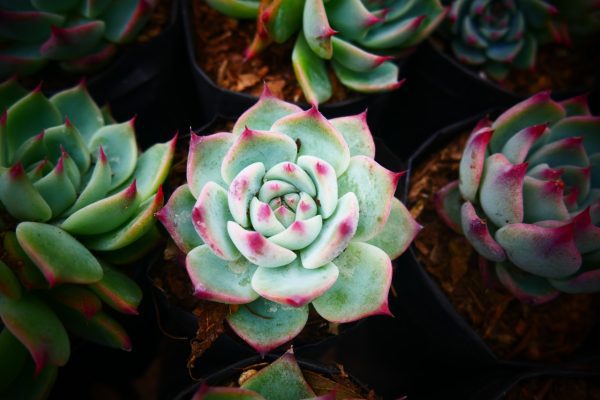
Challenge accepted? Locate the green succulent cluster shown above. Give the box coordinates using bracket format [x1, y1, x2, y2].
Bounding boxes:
[0, 0, 157, 78]
[0, 78, 174, 398]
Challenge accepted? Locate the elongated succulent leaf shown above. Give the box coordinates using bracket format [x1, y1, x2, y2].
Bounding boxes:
[291, 33, 332, 105]
[90, 262, 141, 314]
[61, 181, 138, 235]
[0, 293, 70, 374]
[303, 0, 335, 59]
[40, 21, 106, 60]
[205, 0, 260, 19]
[156, 184, 203, 253]
[0, 260, 21, 300]
[16, 222, 103, 286]
[0, 164, 51, 222]
[48, 285, 102, 320]
[332, 61, 403, 94]
[101, 0, 154, 43]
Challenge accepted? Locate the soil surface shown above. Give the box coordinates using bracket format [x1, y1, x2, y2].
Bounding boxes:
[432, 36, 599, 95]
[191, 1, 354, 104]
[506, 376, 600, 400]
[407, 131, 599, 362]
[19, 0, 172, 92]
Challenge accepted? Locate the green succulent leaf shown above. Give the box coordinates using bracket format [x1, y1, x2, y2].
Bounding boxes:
[0, 292, 70, 374]
[291, 32, 332, 105]
[0, 328, 28, 393]
[16, 222, 103, 286]
[312, 242, 392, 323]
[205, 0, 260, 19]
[0, 260, 21, 300]
[227, 297, 309, 354]
[241, 349, 315, 400]
[90, 261, 142, 315]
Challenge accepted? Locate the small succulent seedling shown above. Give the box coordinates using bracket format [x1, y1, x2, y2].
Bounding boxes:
[436, 91, 600, 304]
[0, 78, 175, 397]
[205, 0, 447, 104]
[158, 85, 421, 353]
[0, 0, 156, 78]
[447, 0, 560, 80]
[191, 348, 360, 400]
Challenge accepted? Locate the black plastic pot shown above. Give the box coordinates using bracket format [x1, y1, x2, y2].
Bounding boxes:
[394, 112, 600, 373]
[172, 353, 373, 400]
[84, 0, 192, 149]
[181, 0, 396, 131]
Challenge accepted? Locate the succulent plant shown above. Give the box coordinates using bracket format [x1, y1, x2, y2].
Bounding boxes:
[157, 85, 420, 353]
[436, 91, 600, 304]
[191, 348, 361, 400]
[447, 0, 560, 80]
[206, 0, 447, 104]
[0, 0, 157, 78]
[0, 78, 175, 397]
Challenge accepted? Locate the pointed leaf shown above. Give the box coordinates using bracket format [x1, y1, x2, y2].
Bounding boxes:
[337, 155, 400, 241]
[50, 82, 105, 145]
[241, 350, 315, 398]
[186, 244, 259, 304]
[232, 85, 302, 135]
[5, 87, 61, 158]
[495, 223, 581, 279]
[367, 197, 422, 260]
[61, 181, 138, 235]
[88, 120, 138, 190]
[192, 182, 240, 260]
[33, 155, 77, 217]
[461, 201, 506, 262]
[188, 132, 235, 197]
[459, 128, 493, 202]
[303, 0, 334, 59]
[156, 184, 203, 253]
[300, 192, 359, 269]
[228, 221, 297, 267]
[0, 164, 51, 221]
[490, 92, 565, 153]
[227, 297, 309, 354]
[312, 242, 392, 322]
[332, 61, 403, 94]
[84, 187, 163, 251]
[292, 32, 332, 105]
[480, 154, 527, 227]
[330, 112, 375, 158]
[65, 146, 111, 215]
[522, 176, 569, 222]
[222, 128, 297, 184]
[325, 0, 382, 41]
[272, 108, 350, 176]
[40, 20, 106, 60]
[90, 262, 141, 315]
[0, 293, 70, 373]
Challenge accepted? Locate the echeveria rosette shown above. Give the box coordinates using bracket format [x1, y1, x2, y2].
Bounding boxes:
[0, 0, 156, 78]
[157, 86, 420, 353]
[206, 0, 447, 104]
[191, 349, 345, 400]
[0, 78, 175, 397]
[436, 91, 600, 305]
[447, 0, 560, 81]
